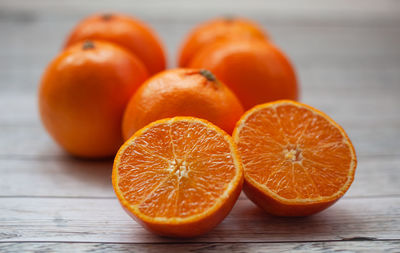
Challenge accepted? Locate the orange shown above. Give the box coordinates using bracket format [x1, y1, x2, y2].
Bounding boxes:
[113, 117, 244, 237]
[189, 39, 299, 110]
[64, 13, 166, 75]
[122, 68, 244, 140]
[233, 100, 357, 216]
[39, 40, 149, 158]
[178, 17, 268, 67]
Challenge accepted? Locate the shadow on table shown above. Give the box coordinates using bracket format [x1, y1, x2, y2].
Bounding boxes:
[54, 154, 114, 194]
[204, 197, 368, 242]
[131, 196, 368, 245]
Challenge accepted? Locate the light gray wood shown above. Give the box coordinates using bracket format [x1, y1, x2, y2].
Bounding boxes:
[1, 241, 399, 253]
[0, 122, 399, 159]
[0, 94, 39, 125]
[1, 24, 399, 93]
[0, 0, 399, 250]
[0, 125, 63, 158]
[0, 0, 399, 94]
[0, 197, 399, 243]
[2, 64, 400, 123]
[2, 77, 400, 125]
[1, 22, 398, 62]
[0, 156, 398, 199]
[1, 0, 399, 25]
[0, 158, 113, 198]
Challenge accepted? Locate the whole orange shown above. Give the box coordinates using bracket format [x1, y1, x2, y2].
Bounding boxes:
[189, 39, 299, 110]
[64, 13, 166, 75]
[178, 17, 268, 67]
[122, 68, 244, 140]
[39, 40, 149, 158]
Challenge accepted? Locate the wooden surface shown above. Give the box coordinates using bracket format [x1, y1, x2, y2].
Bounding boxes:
[1, 0, 400, 252]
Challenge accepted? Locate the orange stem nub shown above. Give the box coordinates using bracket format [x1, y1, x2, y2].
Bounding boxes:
[200, 69, 216, 82]
[82, 40, 95, 50]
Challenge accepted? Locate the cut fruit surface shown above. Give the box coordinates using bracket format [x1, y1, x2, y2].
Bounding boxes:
[113, 117, 243, 237]
[233, 100, 357, 216]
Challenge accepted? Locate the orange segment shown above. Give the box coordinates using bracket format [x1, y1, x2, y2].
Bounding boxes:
[113, 117, 243, 237]
[233, 100, 357, 216]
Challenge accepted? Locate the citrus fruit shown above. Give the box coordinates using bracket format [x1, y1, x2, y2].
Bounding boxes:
[39, 40, 149, 158]
[64, 13, 166, 74]
[233, 100, 357, 216]
[189, 39, 298, 110]
[178, 17, 268, 67]
[113, 117, 244, 237]
[122, 68, 244, 140]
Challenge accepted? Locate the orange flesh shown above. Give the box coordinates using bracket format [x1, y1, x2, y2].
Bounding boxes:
[235, 101, 356, 202]
[115, 118, 239, 219]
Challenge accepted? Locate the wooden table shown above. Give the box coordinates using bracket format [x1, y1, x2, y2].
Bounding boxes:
[1, 0, 399, 252]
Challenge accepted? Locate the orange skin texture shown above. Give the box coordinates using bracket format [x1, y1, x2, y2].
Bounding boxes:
[243, 180, 338, 217]
[189, 39, 299, 110]
[122, 69, 244, 140]
[64, 13, 166, 75]
[39, 41, 149, 158]
[178, 17, 268, 67]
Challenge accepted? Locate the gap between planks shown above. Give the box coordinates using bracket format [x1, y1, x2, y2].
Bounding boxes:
[0, 238, 398, 244]
[1, 124, 399, 159]
[0, 241, 399, 253]
[0, 150, 399, 199]
[1, 197, 399, 243]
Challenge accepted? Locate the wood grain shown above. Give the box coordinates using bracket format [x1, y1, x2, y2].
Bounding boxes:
[0, 156, 398, 198]
[1, 25, 399, 93]
[0, 0, 399, 251]
[1, 0, 399, 25]
[0, 158, 113, 198]
[1, 197, 399, 243]
[0, 122, 399, 160]
[2, 71, 400, 124]
[1, 241, 399, 252]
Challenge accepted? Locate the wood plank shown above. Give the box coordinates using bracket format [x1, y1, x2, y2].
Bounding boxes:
[1, 89, 399, 126]
[0, 158, 113, 198]
[1, 22, 398, 58]
[0, 155, 398, 199]
[0, 197, 399, 243]
[1, 0, 399, 26]
[0, 0, 398, 250]
[2, 56, 400, 125]
[0, 122, 399, 159]
[1, 241, 399, 252]
[1, 10, 399, 107]
[0, 2, 399, 91]
[0, 23, 398, 76]
[0, 94, 39, 125]
[2, 59, 400, 96]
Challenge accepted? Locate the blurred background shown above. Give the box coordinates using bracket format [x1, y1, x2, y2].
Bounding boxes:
[1, 0, 400, 207]
[0, 0, 400, 250]
[1, 0, 399, 129]
[1, 0, 400, 212]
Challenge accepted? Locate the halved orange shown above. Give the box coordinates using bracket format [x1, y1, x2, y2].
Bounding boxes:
[112, 117, 243, 237]
[233, 100, 357, 216]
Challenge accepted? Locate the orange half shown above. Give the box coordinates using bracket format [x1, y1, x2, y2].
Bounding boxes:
[112, 117, 243, 237]
[233, 100, 357, 216]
